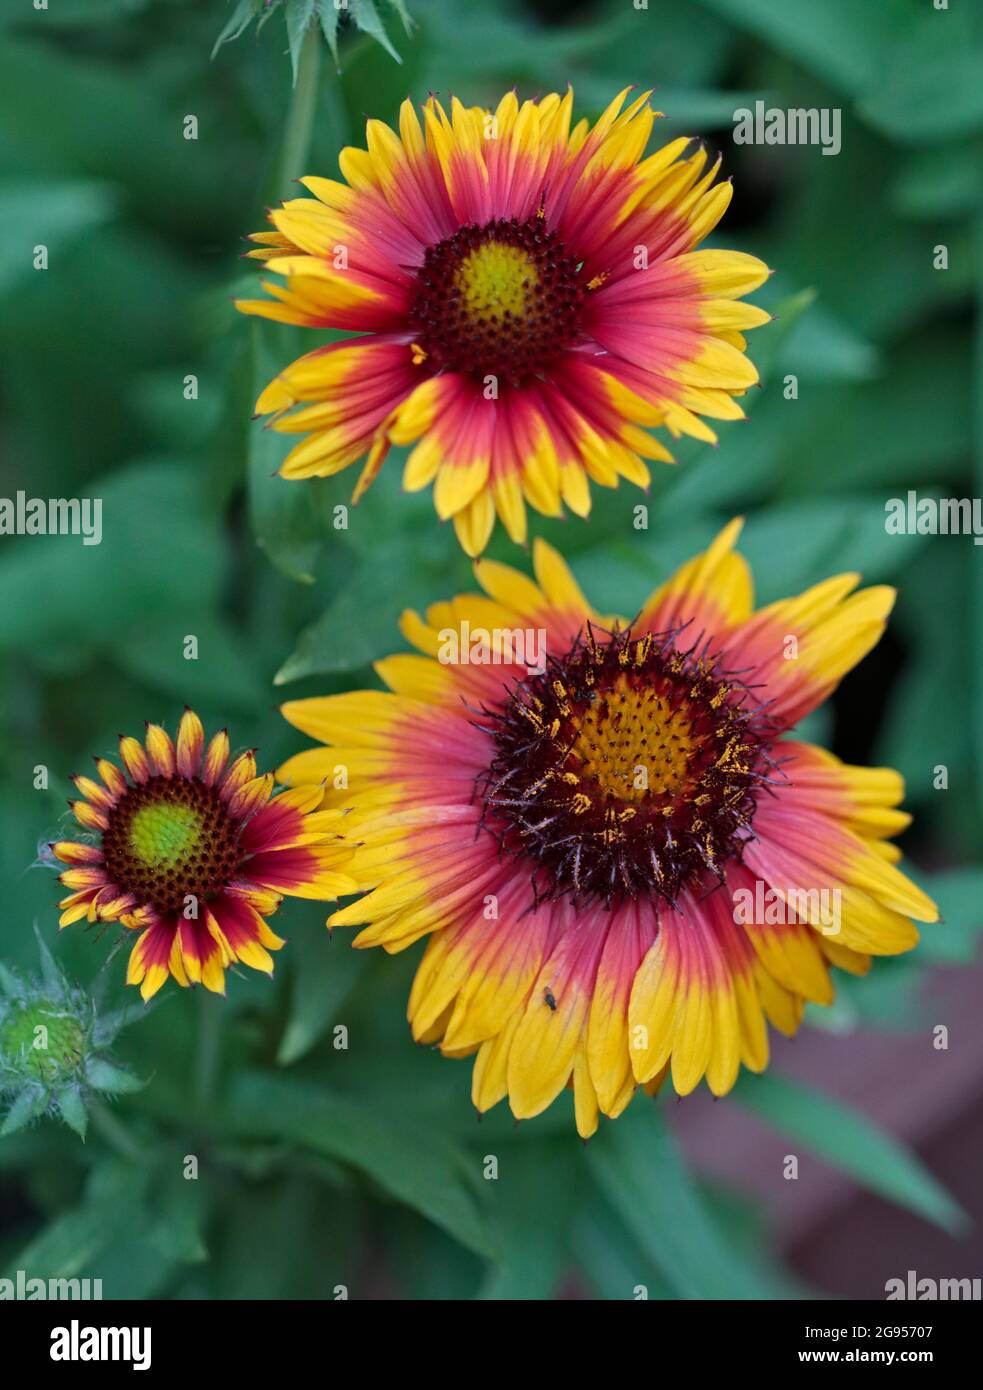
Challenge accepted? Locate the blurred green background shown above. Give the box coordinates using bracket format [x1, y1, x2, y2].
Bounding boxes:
[1, 0, 981, 1299]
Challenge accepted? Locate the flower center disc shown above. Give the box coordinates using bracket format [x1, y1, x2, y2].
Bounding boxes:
[409, 214, 585, 385]
[479, 627, 773, 905]
[102, 776, 243, 915]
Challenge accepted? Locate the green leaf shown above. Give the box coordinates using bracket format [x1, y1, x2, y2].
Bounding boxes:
[0, 460, 226, 656]
[33, 923, 63, 998]
[894, 143, 983, 222]
[2, 0, 154, 24]
[247, 323, 339, 583]
[314, 0, 341, 63]
[781, 303, 879, 383]
[693, 0, 907, 95]
[54, 1084, 88, 1140]
[913, 868, 983, 965]
[3, 1161, 147, 1280]
[277, 927, 367, 1066]
[586, 1101, 785, 1298]
[212, 0, 265, 58]
[0, 963, 23, 998]
[571, 1192, 675, 1301]
[351, 0, 403, 64]
[0, 180, 116, 295]
[1, 1085, 46, 1138]
[286, 0, 317, 84]
[225, 1071, 494, 1257]
[971, 212, 983, 823]
[731, 1072, 966, 1233]
[114, 614, 267, 712]
[858, 7, 983, 143]
[274, 525, 470, 682]
[478, 1140, 579, 1300]
[85, 1059, 145, 1096]
[878, 544, 974, 822]
[147, 1168, 207, 1264]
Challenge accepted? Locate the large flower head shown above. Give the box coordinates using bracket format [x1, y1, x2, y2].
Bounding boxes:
[279, 523, 938, 1137]
[52, 710, 356, 1000]
[238, 89, 770, 555]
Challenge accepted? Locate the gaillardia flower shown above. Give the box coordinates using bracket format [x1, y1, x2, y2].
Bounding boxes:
[238, 89, 770, 554]
[52, 710, 356, 1000]
[279, 522, 937, 1137]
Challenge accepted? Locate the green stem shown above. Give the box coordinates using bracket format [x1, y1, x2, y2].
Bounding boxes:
[88, 1097, 147, 1164]
[194, 989, 222, 1123]
[275, 21, 323, 198]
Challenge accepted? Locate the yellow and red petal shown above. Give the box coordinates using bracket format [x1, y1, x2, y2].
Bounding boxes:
[176, 707, 205, 778]
[126, 921, 177, 1002]
[144, 723, 176, 777]
[52, 840, 104, 866]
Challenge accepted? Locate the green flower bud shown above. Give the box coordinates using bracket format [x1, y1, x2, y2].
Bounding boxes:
[0, 930, 143, 1140]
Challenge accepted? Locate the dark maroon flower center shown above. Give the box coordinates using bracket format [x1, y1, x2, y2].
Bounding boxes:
[408, 214, 586, 386]
[476, 626, 777, 907]
[102, 776, 243, 915]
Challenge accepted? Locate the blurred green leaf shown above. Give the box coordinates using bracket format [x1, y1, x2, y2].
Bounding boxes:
[115, 615, 268, 712]
[225, 1071, 494, 1256]
[586, 1101, 786, 1298]
[2, 0, 154, 22]
[54, 1084, 88, 1140]
[915, 868, 983, 965]
[878, 543, 974, 829]
[212, 1, 265, 58]
[247, 323, 341, 584]
[286, 0, 317, 83]
[148, 1167, 208, 1264]
[894, 143, 983, 221]
[731, 1072, 966, 1233]
[478, 1140, 580, 1300]
[277, 925, 368, 1066]
[274, 523, 470, 681]
[85, 1059, 144, 1096]
[0, 181, 117, 294]
[571, 1191, 674, 1300]
[4, 1161, 147, 1281]
[694, 0, 908, 95]
[780, 303, 879, 382]
[314, 0, 341, 63]
[0, 461, 226, 656]
[350, 0, 403, 65]
[859, 7, 983, 143]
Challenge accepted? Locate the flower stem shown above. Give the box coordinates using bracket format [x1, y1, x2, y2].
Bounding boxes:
[275, 21, 323, 197]
[194, 989, 222, 1123]
[88, 1097, 147, 1164]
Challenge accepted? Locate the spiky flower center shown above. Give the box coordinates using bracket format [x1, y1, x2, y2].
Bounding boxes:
[0, 1002, 83, 1084]
[102, 776, 243, 915]
[409, 214, 585, 385]
[478, 627, 774, 906]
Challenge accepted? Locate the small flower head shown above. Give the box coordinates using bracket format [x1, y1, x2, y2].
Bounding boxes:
[0, 932, 142, 1139]
[52, 709, 356, 1000]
